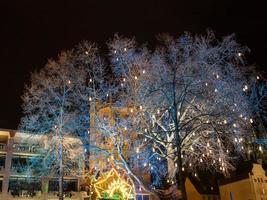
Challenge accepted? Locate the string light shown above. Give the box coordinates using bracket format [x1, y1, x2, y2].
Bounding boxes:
[238, 52, 242, 57]
[223, 120, 227, 124]
[124, 48, 127, 52]
[89, 97, 92, 101]
[182, 167, 185, 171]
[142, 70, 146, 74]
[250, 118, 253, 123]
[134, 76, 138, 80]
[257, 75, 260, 80]
[68, 80, 71, 84]
[85, 51, 89, 55]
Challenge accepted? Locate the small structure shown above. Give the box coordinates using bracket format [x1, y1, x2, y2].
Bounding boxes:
[185, 176, 220, 200]
[219, 163, 267, 200]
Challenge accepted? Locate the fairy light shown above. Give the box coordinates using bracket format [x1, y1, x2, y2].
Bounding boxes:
[215, 88, 218, 93]
[89, 97, 92, 101]
[134, 76, 138, 80]
[124, 47, 127, 52]
[194, 173, 197, 177]
[136, 147, 140, 153]
[207, 142, 210, 147]
[142, 70, 146, 74]
[189, 163, 192, 167]
[130, 108, 134, 113]
[234, 138, 238, 142]
[259, 146, 263, 152]
[257, 75, 260, 80]
[116, 58, 119, 61]
[223, 120, 227, 124]
[190, 146, 194, 151]
[205, 82, 208, 86]
[85, 51, 89, 55]
[233, 123, 237, 128]
[123, 78, 126, 82]
[68, 80, 71, 84]
[250, 118, 253, 123]
[216, 74, 220, 79]
[182, 167, 185, 171]
[238, 52, 242, 57]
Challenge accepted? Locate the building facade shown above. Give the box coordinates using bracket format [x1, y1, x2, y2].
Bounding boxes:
[0, 129, 80, 199]
[220, 163, 267, 200]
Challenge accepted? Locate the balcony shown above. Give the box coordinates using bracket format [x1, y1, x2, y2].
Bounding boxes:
[13, 144, 41, 156]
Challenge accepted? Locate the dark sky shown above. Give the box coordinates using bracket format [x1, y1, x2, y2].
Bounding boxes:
[0, 0, 266, 129]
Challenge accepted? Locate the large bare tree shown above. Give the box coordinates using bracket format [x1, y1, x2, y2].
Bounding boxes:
[107, 32, 256, 199]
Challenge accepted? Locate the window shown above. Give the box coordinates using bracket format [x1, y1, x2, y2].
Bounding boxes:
[230, 191, 234, 200]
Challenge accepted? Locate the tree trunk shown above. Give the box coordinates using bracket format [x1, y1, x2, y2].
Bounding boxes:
[41, 177, 49, 200]
[176, 149, 187, 200]
[59, 133, 64, 200]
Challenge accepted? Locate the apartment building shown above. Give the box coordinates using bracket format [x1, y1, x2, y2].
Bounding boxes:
[0, 129, 80, 199]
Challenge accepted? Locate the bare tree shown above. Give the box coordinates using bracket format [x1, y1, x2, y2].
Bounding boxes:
[107, 32, 256, 199]
[19, 46, 98, 199]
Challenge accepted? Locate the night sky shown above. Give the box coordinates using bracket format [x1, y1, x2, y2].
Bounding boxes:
[0, 0, 266, 129]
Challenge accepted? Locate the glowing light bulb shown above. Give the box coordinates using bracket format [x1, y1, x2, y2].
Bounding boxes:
[114, 50, 117, 54]
[257, 76, 260, 80]
[250, 118, 253, 123]
[85, 51, 89, 55]
[205, 82, 208, 86]
[124, 47, 127, 52]
[142, 70, 146, 74]
[182, 167, 185, 171]
[216, 74, 219, 79]
[89, 97, 92, 101]
[224, 120, 227, 124]
[134, 76, 138, 80]
[259, 146, 263, 152]
[238, 52, 242, 57]
[68, 80, 71, 84]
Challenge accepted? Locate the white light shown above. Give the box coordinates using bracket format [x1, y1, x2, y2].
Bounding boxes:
[190, 146, 194, 151]
[85, 51, 89, 55]
[207, 142, 210, 147]
[144, 128, 147, 132]
[216, 74, 219, 79]
[205, 82, 208, 86]
[106, 93, 109, 97]
[157, 109, 160, 114]
[116, 58, 119, 61]
[123, 78, 126, 82]
[134, 76, 138, 80]
[233, 123, 237, 128]
[114, 50, 117, 54]
[259, 146, 263, 152]
[194, 173, 197, 177]
[189, 163, 192, 167]
[124, 47, 127, 52]
[121, 83, 124, 87]
[89, 97, 92, 101]
[89, 79, 92, 82]
[182, 167, 185, 171]
[136, 147, 140, 153]
[234, 138, 238, 142]
[140, 105, 143, 110]
[130, 108, 133, 113]
[144, 162, 147, 167]
[200, 158, 203, 162]
[68, 80, 71, 84]
[215, 89, 218, 93]
[238, 52, 242, 57]
[142, 70, 146, 74]
[257, 76, 260, 80]
[250, 118, 253, 123]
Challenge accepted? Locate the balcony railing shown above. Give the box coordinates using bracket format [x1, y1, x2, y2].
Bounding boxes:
[13, 144, 41, 155]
